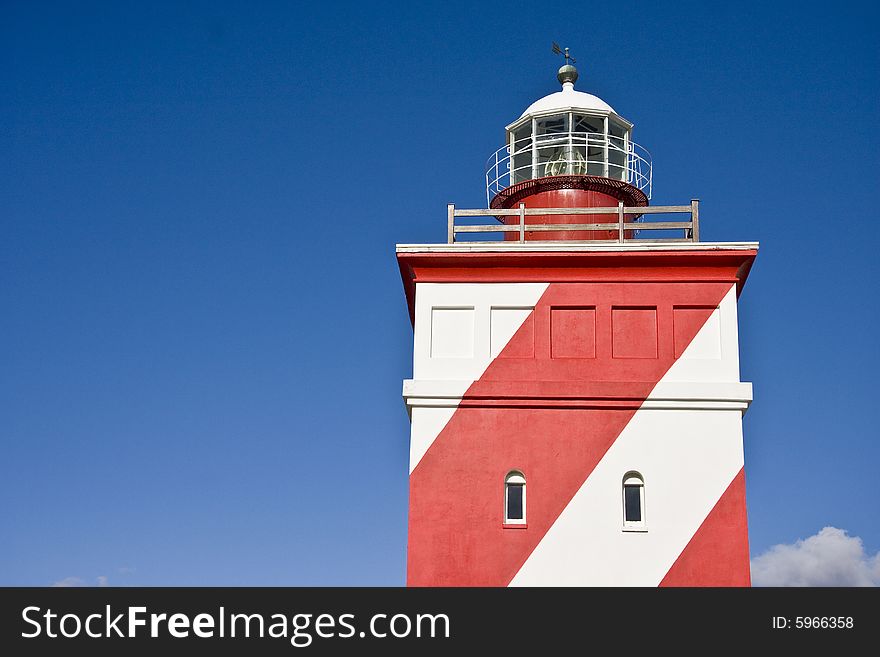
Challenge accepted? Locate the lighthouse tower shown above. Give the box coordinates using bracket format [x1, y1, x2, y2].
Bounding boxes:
[397, 52, 758, 587]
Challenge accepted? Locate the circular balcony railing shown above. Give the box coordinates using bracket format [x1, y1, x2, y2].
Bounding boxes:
[485, 132, 652, 206]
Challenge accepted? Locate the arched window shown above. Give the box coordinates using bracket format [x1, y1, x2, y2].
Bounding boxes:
[504, 471, 526, 525]
[622, 472, 646, 530]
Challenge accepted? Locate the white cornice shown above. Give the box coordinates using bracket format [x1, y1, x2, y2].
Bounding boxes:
[397, 242, 759, 254]
[402, 379, 753, 413]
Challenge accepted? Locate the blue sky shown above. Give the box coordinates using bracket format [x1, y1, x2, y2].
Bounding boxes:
[1, 1, 878, 586]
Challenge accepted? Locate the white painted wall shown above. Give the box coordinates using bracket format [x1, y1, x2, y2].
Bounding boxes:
[413, 283, 548, 382]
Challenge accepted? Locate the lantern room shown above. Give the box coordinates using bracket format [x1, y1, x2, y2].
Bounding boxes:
[485, 54, 653, 240]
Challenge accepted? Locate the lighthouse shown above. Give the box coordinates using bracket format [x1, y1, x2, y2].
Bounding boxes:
[397, 51, 757, 587]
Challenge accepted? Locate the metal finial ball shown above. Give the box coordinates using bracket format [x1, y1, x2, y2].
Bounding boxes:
[557, 64, 578, 85]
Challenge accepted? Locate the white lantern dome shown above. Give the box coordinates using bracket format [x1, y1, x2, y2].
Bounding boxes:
[519, 83, 617, 118]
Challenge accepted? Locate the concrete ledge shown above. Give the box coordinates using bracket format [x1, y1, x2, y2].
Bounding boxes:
[402, 379, 753, 413]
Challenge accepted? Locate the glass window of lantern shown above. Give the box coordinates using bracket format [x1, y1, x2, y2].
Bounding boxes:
[511, 122, 533, 184]
[536, 114, 568, 135]
[609, 118, 627, 137]
[512, 122, 532, 149]
[608, 118, 628, 181]
[587, 139, 605, 176]
[573, 114, 604, 134]
[563, 114, 594, 176]
[536, 115, 569, 177]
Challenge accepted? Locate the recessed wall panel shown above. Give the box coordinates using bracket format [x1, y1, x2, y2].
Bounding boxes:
[491, 307, 535, 358]
[430, 307, 475, 358]
[551, 307, 596, 358]
[612, 307, 658, 359]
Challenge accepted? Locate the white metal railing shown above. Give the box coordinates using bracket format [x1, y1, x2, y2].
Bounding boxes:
[485, 132, 652, 205]
[446, 201, 699, 244]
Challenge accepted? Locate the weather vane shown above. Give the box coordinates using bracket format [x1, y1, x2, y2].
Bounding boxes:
[552, 42, 576, 66]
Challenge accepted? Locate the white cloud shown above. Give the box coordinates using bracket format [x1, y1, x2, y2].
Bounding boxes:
[751, 527, 880, 587]
[51, 575, 110, 588]
[51, 576, 86, 588]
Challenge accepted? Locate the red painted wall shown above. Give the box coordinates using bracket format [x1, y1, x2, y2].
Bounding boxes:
[489, 175, 648, 242]
[502, 188, 633, 241]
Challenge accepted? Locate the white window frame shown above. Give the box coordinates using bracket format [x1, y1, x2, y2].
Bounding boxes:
[622, 471, 647, 532]
[504, 471, 527, 525]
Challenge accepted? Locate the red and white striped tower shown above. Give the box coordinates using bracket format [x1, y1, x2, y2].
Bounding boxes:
[398, 53, 757, 586]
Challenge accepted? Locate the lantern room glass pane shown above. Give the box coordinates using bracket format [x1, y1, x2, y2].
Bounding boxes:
[535, 115, 570, 177]
[608, 119, 628, 181]
[573, 114, 604, 134]
[587, 135, 604, 177]
[537, 143, 559, 176]
[536, 114, 568, 135]
[608, 134, 626, 181]
[511, 123, 532, 184]
[513, 122, 532, 142]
